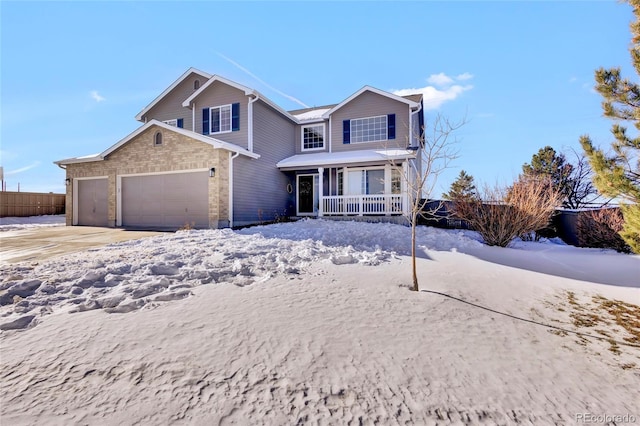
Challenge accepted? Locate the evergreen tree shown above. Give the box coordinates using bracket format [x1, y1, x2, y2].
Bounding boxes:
[522, 146, 573, 206]
[580, 0, 640, 253]
[443, 170, 477, 201]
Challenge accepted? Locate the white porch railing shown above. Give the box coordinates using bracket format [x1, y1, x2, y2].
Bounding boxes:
[322, 194, 403, 216]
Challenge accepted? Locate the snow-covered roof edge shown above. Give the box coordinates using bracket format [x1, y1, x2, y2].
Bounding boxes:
[276, 149, 417, 170]
[134, 68, 212, 122]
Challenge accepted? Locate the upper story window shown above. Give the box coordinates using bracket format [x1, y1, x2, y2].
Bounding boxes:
[203, 103, 240, 135]
[162, 118, 183, 128]
[210, 105, 231, 133]
[302, 124, 325, 151]
[352, 115, 387, 143]
[194, 79, 200, 90]
[154, 131, 163, 146]
[343, 114, 395, 144]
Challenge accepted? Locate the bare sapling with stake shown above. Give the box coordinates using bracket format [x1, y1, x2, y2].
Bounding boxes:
[390, 113, 465, 291]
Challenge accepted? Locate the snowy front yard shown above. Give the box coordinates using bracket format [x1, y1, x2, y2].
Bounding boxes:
[1, 219, 638, 424]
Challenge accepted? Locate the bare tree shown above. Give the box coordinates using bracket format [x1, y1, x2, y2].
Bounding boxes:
[563, 147, 600, 209]
[391, 113, 465, 291]
[452, 176, 563, 247]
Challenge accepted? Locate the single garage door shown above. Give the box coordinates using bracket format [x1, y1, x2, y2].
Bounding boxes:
[121, 171, 209, 229]
[77, 178, 109, 227]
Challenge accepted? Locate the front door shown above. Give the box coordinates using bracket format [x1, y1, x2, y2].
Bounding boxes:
[297, 174, 318, 215]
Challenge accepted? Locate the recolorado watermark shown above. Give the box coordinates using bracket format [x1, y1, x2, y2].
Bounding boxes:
[576, 413, 637, 424]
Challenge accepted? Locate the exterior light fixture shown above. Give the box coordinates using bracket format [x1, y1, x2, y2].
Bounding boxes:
[65, 178, 71, 186]
[209, 167, 216, 178]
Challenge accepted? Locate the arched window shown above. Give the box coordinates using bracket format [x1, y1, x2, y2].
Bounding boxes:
[154, 131, 163, 146]
[194, 79, 200, 90]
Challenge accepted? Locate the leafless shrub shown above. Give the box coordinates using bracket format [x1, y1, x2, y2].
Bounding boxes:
[452, 177, 562, 247]
[577, 208, 631, 253]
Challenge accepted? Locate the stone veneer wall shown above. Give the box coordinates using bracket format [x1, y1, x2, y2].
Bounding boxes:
[64, 126, 230, 228]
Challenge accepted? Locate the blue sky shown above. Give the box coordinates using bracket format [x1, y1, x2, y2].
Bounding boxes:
[0, 1, 634, 195]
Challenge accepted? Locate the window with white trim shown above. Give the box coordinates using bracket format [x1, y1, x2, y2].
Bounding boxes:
[351, 115, 387, 143]
[163, 119, 177, 127]
[302, 124, 325, 151]
[209, 104, 232, 134]
[347, 168, 385, 195]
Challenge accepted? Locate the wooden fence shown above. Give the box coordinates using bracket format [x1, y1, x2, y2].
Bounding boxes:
[0, 191, 66, 217]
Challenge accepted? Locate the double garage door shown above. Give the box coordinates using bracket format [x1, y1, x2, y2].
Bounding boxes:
[121, 171, 209, 229]
[76, 171, 209, 229]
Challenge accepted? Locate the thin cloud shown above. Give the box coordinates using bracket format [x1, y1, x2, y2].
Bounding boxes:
[6, 161, 41, 175]
[216, 52, 309, 108]
[426, 72, 454, 86]
[393, 72, 474, 110]
[90, 90, 106, 102]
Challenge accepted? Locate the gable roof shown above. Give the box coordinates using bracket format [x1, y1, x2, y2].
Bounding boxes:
[54, 120, 259, 165]
[182, 76, 298, 124]
[321, 86, 420, 119]
[181, 75, 254, 107]
[135, 67, 212, 122]
[401, 93, 423, 103]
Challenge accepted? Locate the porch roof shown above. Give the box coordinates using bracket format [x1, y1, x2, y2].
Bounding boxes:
[276, 149, 417, 170]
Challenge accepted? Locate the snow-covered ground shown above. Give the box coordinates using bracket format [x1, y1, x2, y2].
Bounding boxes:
[0, 214, 65, 231]
[1, 219, 638, 424]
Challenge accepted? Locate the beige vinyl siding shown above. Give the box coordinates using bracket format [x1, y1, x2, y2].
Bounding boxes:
[194, 82, 249, 149]
[232, 100, 296, 226]
[143, 73, 203, 131]
[330, 91, 411, 153]
[294, 121, 329, 155]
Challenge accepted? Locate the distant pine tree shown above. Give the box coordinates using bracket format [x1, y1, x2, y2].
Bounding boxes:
[443, 170, 477, 201]
[580, 0, 640, 253]
[522, 146, 573, 206]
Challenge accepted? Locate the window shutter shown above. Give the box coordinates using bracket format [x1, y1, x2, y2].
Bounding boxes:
[232, 103, 240, 131]
[343, 120, 350, 144]
[202, 108, 209, 135]
[387, 114, 396, 140]
[418, 102, 425, 147]
[177, 118, 184, 129]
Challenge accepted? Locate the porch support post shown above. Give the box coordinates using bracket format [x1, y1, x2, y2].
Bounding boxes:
[402, 161, 409, 216]
[318, 167, 324, 217]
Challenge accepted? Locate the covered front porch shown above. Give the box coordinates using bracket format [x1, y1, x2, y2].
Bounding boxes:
[277, 149, 417, 218]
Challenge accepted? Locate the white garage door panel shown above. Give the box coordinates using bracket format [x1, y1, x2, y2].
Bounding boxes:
[77, 179, 109, 227]
[121, 172, 209, 229]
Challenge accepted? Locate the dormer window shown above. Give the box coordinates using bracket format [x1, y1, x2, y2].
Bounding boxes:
[194, 79, 200, 90]
[302, 124, 325, 151]
[154, 131, 163, 146]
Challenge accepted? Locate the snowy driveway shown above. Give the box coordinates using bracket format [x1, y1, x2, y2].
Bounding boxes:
[0, 226, 162, 265]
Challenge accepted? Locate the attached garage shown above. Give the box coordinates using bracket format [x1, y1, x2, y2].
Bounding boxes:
[75, 178, 109, 227]
[119, 170, 209, 229]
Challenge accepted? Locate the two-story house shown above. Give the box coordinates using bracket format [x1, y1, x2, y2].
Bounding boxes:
[55, 68, 424, 229]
